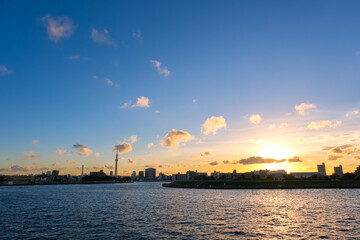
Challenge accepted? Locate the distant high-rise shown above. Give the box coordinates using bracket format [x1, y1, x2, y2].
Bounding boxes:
[145, 168, 156, 180]
[115, 152, 118, 177]
[52, 170, 59, 176]
[110, 171, 113, 176]
[81, 165, 84, 176]
[317, 162, 326, 176]
[139, 171, 144, 179]
[334, 165, 343, 177]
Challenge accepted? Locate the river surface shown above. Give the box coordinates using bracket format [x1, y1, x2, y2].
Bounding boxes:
[1, 182, 360, 239]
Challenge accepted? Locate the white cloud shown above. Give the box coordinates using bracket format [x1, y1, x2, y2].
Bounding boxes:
[55, 149, 67, 157]
[201, 116, 227, 135]
[148, 142, 154, 149]
[248, 139, 264, 144]
[121, 96, 150, 109]
[0, 65, 12, 76]
[91, 28, 117, 47]
[132, 96, 150, 108]
[32, 139, 39, 144]
[160, 129, 195, 148]
[192, 99, 197, 103]
[105, 78, 119, 87]
[307, 120, 342, 130]
[73, 144, 93, 157]
[114, 142, 132, 154]
[150, 60, 170, 77]
[68, 55, 88, 60]
[249, 114, 261, 124]
[125, 135, 137, 144]
[268, 123, 288, 130]
[346, 110, 359, 118]
[42, 14, 75, 43]
[132, 30, 142, 40]
[295, 103, 317, 115]
[121, 102, 130, 109]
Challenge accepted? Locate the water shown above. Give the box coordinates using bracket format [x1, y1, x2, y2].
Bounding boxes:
[1, 182, 360, 239]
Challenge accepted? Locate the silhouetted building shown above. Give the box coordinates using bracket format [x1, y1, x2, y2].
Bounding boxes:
[90, 170, 106, 177]
[334, 165, 343, 177]
[138, 171, 144, 179]
[131, 171, 136, 180]
[172, 172, 187, 181]
[317, 162, 326, 176]
[52, 170, 59, 176]
[110, 171, 113, 176]
[81, 165, 84, 176]
[186, 170, 198, 180]
[355, 166, 360, 176]
[290, 172, 318, 179]
[145, 168, 156, 180]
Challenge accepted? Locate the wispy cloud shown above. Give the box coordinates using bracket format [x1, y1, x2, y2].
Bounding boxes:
[209, 161, 218, 166]
[128, 159, 135, 164]
[23, 151, 39, 160]
[346, 110, 359, 118]
[295, 103, 316, 115]
[91, 28, 117, 47]
[94, 152, 100, 157]
[68, 55, 88, 60]
[0, 65, 12, 76]
[150, 60, 170, 77]
[249, 114, 261, 124]
[42, 14, 75, 43]
[132, 30, 142, 40]
[105, 78, 120, 87]
[126, 135, 137, 144]
[66, 159, 78, 165]
[160, 129, 194, 148]
[11, 165, 30, 172]
[73, 144, 93, 157]
[55, 149, 68, 157]
[31, 139, 39, 144]
[202, 116, 227, 135]
[268, 123, 288, 130]
[307, 120, 342, 130]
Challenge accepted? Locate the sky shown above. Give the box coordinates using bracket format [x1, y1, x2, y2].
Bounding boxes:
[1, 0, 360, 176]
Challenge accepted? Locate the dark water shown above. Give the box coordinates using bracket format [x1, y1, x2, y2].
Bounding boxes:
[1, 182, 360, 239]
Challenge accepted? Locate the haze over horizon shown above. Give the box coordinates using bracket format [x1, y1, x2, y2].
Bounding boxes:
[1, 0, 360, 176]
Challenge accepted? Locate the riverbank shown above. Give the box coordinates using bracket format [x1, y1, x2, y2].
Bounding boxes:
[163, 179, 360, 189]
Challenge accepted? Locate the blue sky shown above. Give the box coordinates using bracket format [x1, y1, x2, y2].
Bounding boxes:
[1, 0, 360, 175]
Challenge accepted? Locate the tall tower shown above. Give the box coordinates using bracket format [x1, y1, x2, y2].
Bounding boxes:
[115, 152, 118, 177]
[81, 165, 84, 176]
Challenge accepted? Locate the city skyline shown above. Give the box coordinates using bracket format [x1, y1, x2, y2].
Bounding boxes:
[1, 1, 360, 176]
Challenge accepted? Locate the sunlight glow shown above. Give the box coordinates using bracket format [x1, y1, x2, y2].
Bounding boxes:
[258, 145, 293, 160]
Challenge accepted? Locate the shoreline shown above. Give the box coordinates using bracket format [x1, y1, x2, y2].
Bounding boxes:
[163, 180, 360, 189]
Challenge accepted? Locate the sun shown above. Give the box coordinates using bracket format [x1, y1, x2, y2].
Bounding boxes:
[258, 145, 292, 160]
[258, 145, 293, 171]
